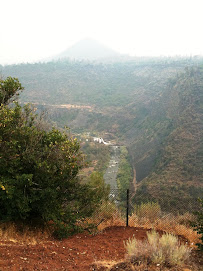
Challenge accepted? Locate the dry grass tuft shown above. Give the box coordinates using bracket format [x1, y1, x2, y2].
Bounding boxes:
[92, 260, 118, 270]
[176, 212, 196, 226]
[135, 202, 161, 223]
[153, 216, 200, 248]
[128, 212, 200, 248]
[86, 201, 125, 232]
[89, 201, 200, 247]
[0, 222, 51, 245]
[97, 214, 125, 231]
[124, 230, 191, 266]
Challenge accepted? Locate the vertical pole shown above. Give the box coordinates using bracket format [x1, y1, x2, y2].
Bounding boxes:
[126, 189, 129, 227]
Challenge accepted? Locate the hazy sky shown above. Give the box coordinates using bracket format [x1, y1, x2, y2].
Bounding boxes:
[0, 0, 203, 64]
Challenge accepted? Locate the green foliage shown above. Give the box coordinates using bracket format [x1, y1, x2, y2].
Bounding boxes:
[2, 60, 203, 212]
[132, 67, 203, 211]
[135, 202, 161, 222]
[88, 171, 110, 202]
[81, 142, 110, 174]
[0, 78, 106, 237]
[116, 146, 132, 201]
[0, 77, 23, 105]
[93, 201, 118, 220]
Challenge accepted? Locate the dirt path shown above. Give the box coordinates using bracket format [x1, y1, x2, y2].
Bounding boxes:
[0, 227, 149, 271]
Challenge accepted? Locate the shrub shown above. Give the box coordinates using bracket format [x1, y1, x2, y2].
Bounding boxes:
[158, 233, 190, 265]
[176, 212, 196, 226]
[192, 198, 203, 250]
[0, 77, 106, 238]
[124, 230, 191, 266]
[135, 202, 161, 222]
[94, 201, 118, 221]
[124, 236, 140, 258]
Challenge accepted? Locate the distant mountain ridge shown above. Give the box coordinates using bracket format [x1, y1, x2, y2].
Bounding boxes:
[52, 38, 121, 60]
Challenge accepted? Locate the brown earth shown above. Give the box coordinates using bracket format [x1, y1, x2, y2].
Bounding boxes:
[0, 226, 202, 271]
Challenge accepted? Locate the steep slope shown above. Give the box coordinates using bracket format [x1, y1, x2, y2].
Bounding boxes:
[133, 67, 203, 211]
[1, 58, 202, 211]
[1, 58, 188, 107]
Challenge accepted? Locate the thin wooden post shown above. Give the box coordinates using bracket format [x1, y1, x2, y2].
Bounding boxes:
[126, 189, 129, 226]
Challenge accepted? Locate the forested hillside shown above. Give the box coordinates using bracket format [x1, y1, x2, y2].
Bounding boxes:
[1, 57, 202, 208]
[1, 58, 194, 106]
[132, 67, 203, 210]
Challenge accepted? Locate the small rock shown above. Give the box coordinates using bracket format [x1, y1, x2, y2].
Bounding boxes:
[20, 257, 28, 261]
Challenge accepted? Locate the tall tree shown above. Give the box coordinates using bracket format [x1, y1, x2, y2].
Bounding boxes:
[0, 77, 105, 237]
[0, 77, 23, 105]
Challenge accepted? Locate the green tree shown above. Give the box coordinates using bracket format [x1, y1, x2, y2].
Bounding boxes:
[88, 171, 110, 201]
[0, 77, 23, 104]
[0, 77, 105, 237]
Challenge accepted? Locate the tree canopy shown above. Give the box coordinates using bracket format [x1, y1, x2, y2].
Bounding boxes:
[0, 76, 23, 105]
[0, 77, 107, 237]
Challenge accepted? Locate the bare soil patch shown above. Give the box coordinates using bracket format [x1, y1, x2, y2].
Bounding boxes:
[0, 226, 201, 271]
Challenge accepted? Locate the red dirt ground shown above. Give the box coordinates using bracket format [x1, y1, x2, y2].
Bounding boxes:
[0, 226, 202, 271]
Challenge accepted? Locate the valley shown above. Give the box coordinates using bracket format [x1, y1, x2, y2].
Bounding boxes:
[1, 2, 203, 269]
[1, 56, 203, 211]
[103, 145, 120, 190]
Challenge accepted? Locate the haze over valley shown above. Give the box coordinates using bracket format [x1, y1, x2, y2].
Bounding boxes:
[1, 2, 203, 270]
[1, 38, 202, 210]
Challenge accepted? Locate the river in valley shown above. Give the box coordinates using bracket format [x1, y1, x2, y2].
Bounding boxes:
[103, 145, 120, 190]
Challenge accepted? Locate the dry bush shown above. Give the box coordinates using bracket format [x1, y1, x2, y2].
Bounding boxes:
[124, 230, 191, 267]
[176, 212, 196, 226]
[135, 202, 161, 223]
[92, 260, 118, 270]
[157, 232, 190, 265]
[95, 201, 119, 221]
[88, 201, 200, 247]
[124, 236, 138, 257]
[154, 216, 200, 248]
[97, 211, 125, 231]
[0, 222, 51, 244]
[83, 201, 125, 233]
[128, 205, 199, 247]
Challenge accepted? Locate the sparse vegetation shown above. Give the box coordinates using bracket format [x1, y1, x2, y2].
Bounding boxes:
[2, 59, 202, 210]
[116, 146, 132, 201]
[0, 77, 108, 238]
[135, 202, 161, 223]
[0, 221, 50, 244]
[124, 231, 191, 267]
[81, 141, 111, 174]
[192, 198, 203, 251]
[86, 200, 200, 247]
[1, 57, 202, 269]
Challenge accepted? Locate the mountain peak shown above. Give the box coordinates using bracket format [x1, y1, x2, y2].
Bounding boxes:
[54, 38, 120, 60]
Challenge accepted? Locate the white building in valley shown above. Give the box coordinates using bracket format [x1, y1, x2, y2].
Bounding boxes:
[93, 137, 110, 145]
